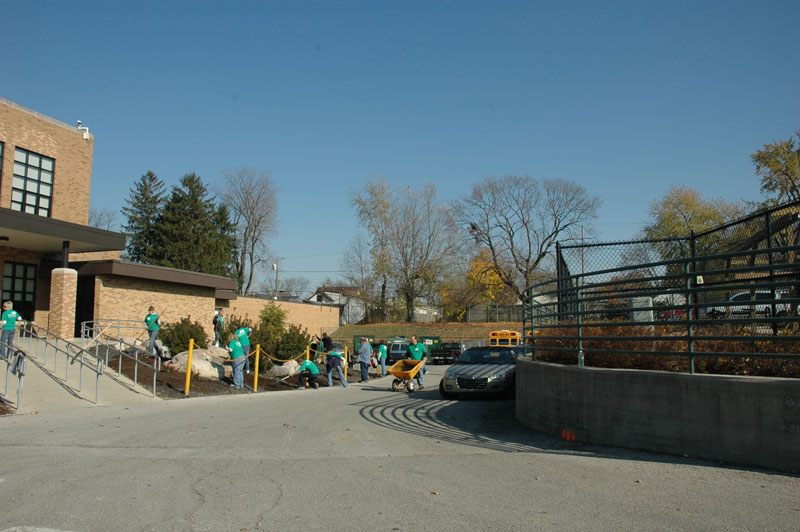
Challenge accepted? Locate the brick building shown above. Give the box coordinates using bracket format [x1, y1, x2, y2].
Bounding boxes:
[0, 97, 338, 340]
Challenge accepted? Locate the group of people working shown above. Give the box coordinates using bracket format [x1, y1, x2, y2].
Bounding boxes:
[297, 334, 429, 390]
[151, 306, 430, 391]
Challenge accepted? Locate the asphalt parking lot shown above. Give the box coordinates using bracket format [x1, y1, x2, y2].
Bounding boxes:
[0, 365, 798, 532]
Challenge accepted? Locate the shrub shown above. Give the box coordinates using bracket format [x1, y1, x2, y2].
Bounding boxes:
[532, 323, 800, 377]
[274, 324, 311, 361]
[160, 317, 208, 354]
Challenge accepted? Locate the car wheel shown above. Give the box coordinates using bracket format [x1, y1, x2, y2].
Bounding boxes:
[407, 380, 416, 393]
[439, 381, 454, 399]
[391, 379, 401, 392]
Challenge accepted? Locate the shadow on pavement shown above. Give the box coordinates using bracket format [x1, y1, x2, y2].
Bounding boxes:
[351, 384, 737, 470]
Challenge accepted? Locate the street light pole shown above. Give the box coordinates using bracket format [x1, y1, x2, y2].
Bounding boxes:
[272, 258, 279, 299]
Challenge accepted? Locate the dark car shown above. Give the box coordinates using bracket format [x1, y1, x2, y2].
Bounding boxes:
[429, 342, 463, 364]
[387, 341, 409, 364]
[439, 346, 520, 399]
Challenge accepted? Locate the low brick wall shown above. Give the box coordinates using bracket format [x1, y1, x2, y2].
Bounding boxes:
[225, 297, 340, 336]
[516, 359, 800, 472]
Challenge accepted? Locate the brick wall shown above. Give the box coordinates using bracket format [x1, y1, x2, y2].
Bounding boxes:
[71, 251, 122, 261]
[225, 297, 340, 335]
[0, 98, 93, 225]
[49, 268, 77, 338]
[94, 275, 217, 339]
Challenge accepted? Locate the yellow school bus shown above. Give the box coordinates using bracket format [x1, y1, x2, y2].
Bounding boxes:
[488, 330, 521, 346]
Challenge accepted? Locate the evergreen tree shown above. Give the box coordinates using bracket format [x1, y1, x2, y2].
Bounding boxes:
[121, 171, 166, 263]
[149, 173, 237, 276]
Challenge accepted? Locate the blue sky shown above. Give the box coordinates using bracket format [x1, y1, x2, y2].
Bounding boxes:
[3, 1, 798, 293]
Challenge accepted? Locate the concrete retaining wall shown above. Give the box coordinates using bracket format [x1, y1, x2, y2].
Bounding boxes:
[516, 359, 800, 472]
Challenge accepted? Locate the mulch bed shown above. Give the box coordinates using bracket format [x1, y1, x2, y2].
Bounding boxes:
[93, 346, 372, 399]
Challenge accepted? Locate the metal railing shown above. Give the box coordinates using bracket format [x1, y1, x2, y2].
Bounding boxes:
[17, 321, 104, 404]
[524, 243, 800, 374]
[80, 320, 160, 398]
[2, 338, 26, 411]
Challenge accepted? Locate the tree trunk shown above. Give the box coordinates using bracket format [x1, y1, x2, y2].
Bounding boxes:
[405, 291, 415, 322]
[380, 276, 387, 321]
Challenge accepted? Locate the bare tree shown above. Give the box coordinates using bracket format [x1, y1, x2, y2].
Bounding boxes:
[340, 233, 379, 321]
[258, 275, 311, 299]
[453, 176, 601, 301]
[89, 207, 119, 231]
[219, 167, 278, 295]
[349, 177, 394, 320]
[388, 183, 456, 321]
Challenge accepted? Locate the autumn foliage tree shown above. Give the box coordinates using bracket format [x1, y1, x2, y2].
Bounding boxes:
[751, 130, 800, 205]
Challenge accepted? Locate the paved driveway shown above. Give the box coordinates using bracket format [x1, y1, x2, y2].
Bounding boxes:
[0, 365, 797, 532]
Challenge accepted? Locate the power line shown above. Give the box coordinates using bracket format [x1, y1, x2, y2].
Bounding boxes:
[282, 270, 346, 273]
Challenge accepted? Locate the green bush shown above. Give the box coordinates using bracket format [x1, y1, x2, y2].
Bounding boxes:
[160, 317, 209, 355]
[274, 324, 311, 361]
[221, 303, 302, 369]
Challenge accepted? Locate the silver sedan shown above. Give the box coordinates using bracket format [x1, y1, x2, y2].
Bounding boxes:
[439, 346, 519, 399]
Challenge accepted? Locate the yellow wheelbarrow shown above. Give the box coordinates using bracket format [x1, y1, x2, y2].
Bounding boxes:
[387, 359, 424, 393]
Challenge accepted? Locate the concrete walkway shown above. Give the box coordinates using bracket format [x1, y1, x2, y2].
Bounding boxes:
[1, 337, 159, 415]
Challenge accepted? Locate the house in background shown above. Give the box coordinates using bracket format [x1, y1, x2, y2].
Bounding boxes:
[0, 97, 337, 340]
[305, 285, 367, 325]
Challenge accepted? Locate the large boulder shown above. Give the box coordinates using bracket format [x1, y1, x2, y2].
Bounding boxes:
[167, 348, 231, 379]
[266, 359, 300, 378]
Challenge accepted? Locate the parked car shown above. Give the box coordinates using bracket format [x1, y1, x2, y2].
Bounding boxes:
[703, 290, 792, 318]
[429, 342, 463, 364]
[387, 341, 409, 364]
[439, 346, 520, 399]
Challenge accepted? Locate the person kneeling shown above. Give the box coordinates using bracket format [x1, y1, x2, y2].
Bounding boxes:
[297, 358, 320, 389]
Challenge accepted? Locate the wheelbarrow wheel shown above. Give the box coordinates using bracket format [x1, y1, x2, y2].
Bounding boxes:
[391, 378, 401, 391]
[407, 380, 416, 393]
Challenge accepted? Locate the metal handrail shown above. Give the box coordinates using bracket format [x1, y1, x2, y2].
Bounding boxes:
[18, 321, 104, 404]
[81, 319, 159, 398]
[2, 341, 25, 411]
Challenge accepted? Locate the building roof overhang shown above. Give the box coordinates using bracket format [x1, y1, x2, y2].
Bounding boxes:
[0, 207, 125, 254]
[76, 260, 238, 300]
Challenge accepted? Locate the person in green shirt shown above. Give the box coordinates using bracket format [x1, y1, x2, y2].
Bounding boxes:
[326, 349, 348, 388]
[405, 335, 427, 389]
[226, 333, 246, 388]
[234, 326, 252, 374]
[144, 306, 163, 359]
[0, 301, 22, 361]
[377, 339, 388, 377]
[297, 358, 320, 389]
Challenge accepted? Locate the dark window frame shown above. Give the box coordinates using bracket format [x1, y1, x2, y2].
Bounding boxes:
[12, 147, 54, 217]
[2, 261, 37, 308]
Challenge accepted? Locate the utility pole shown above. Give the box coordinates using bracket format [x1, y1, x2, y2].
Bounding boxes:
[272, 258, 279, 299]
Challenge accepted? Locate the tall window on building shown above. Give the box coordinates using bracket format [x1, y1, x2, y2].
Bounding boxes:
[12, 147, 54, 217]
[0, 142, 4, 179]
[2, 262, 36, 319]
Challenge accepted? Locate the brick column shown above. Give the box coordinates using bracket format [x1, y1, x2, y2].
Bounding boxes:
[49, 268, 78, 339]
